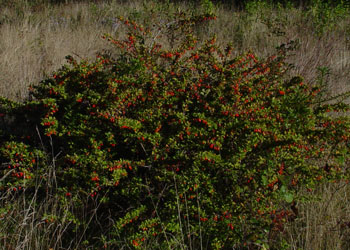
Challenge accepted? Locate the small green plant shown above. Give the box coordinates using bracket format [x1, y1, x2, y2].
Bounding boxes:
[1, 9, 350, 249]
[245, 0, 272, 18]
[307, 0, 350, 36]
[201, 0, 215, 15]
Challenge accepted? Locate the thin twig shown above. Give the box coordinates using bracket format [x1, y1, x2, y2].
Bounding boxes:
[173, 174, 186, 248]
[0, 169, 15, 182]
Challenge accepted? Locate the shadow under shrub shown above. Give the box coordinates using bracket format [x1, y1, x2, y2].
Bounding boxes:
[1, 12, 350, 249]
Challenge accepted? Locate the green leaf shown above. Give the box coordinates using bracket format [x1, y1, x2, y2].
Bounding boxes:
[284, 192, 294, 203]
[337, 155, 345, 165]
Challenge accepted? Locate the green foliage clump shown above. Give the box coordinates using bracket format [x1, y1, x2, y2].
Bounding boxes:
[306, 0, 350, 36]
[1, 11, 350, 249]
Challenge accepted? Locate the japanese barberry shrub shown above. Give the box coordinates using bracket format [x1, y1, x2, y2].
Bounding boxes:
[1, 13, 350, 249]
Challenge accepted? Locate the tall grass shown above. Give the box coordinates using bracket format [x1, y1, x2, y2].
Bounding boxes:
[1, 0, 349, 100]
[0, 149, 108, 249]
[1, 0, 350, 248]
[282, 182, 350, 249]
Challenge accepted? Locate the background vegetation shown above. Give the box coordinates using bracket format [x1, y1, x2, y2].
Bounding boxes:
[1, 0, 350, 249]
[1, 0, 349, 100]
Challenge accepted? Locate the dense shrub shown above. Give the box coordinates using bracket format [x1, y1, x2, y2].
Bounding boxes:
[1, 11, 350, 249]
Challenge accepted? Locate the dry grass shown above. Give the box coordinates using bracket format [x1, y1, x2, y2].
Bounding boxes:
[1, 0, 349, 100]
[282, 182, 350, 249]
[1, 0, 350, 249]
[0, 161, 99, 249]
[0, 0, 349, 101]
